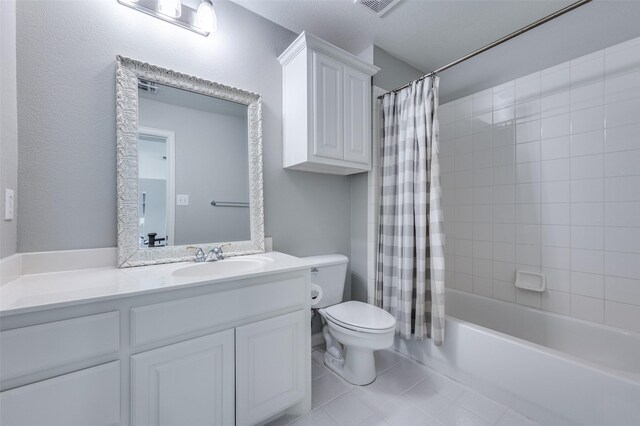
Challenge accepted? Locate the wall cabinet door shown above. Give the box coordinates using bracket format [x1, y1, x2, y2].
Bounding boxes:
[343, 67, 371, 164]
[312, 51, 344, 160]
[131, 330, 234, 426]
[236, 310, 306, 426]
[0, 362, 120, 426]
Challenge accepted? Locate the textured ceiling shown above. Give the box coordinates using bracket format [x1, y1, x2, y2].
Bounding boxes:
[230, 0, 575, 73]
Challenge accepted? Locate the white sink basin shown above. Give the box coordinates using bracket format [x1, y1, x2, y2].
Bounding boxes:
[172, 256, 273, 278]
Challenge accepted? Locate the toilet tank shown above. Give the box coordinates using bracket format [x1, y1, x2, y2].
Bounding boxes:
[304, 254, 348, 309]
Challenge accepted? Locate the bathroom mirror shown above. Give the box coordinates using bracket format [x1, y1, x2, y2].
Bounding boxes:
[116, 56, 264, 267]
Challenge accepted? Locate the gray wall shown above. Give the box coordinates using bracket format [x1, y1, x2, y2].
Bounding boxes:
[16, 0, 351, 261]
[139, 97, 250, 245]
[438, 1, 640, 103]
[349, 46, 425, 302]
[1, 0, 18, 259]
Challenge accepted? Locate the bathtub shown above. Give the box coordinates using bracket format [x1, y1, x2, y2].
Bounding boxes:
[394, 288, 640, 426]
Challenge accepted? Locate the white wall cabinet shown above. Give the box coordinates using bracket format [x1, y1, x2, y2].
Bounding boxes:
[279, 32, 379, 175]
[236, 310, 306, 426]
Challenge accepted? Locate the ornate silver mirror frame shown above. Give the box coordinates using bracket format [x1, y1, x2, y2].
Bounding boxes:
[116, 55, 264, 267]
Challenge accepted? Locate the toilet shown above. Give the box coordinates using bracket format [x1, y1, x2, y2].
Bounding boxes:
[305, 255, 396, 385]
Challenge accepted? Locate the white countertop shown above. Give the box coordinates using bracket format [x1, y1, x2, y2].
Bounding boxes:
[0, 252, 311, 316]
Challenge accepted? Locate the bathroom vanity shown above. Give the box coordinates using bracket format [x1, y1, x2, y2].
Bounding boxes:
[0, 251, 312, 426]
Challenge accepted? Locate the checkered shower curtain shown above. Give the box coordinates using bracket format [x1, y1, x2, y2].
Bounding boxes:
[375, 76, 445, 345]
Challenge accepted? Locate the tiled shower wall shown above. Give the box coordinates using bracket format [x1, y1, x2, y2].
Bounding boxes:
[439, 36, 640, 333]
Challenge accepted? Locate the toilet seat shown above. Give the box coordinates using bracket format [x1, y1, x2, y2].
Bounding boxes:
[322, 301, 396, 334]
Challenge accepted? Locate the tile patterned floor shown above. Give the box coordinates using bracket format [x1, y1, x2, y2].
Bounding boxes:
[267, 348, 539, 426]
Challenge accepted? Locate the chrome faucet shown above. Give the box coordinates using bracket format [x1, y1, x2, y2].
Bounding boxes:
[189, 245, 226, 263]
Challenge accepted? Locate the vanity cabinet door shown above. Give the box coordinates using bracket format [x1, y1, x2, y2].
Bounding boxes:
[236, 310, 307, 426]
[343, 66, 371, 164]
[130, 330, 234, 426]
[312, 51, 344, 160]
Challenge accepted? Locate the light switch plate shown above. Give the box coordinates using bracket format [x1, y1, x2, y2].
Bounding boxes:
[4, 189, 15, 220]
[176, 194, 189, 206]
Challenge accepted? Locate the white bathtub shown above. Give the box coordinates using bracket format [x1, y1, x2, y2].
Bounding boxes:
[394, 289, 640, 426]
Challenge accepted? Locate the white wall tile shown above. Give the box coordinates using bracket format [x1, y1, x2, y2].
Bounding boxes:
[454, 97, 472, 120]
[516, 244, 541, 266]
[571, 178, 604, 202]
[605, 202, 640, 227]
[605, 123, 640, 153]
[473, 92, 493, 116]
[473, 276, 493, 297]
[544, 267, 571, 292]
[493, 242, 516, 263]
[493, 280, 516, 302]
[493, 204, 515, 224]
[605, 251, 640, 280]
[604, 68, 640, 104]
[542, 225, 570, 247]
[455, 273, 473, 292]
[541, 63, 570, 96]
[605, 97, 640, 128]
[472, 112, 493, 133]
[541, 113, 570, 139]
[571, 81, 604, 111]
[572, 249, 604, 274]
[605, 276, 640, 305]
[516, 203, 541, 224]
[473, 131, 493, 152]
[492, 125, 515, 148]
[516, 120, 541, 144]
[571, 106, 604, 134]
[571, 271, 604, 298]
[493, 82, 515, 109]
[515, 72, 540, 104]
[493, 185, 515, 205]
[571, 130, 604, 157]
[571, 51, 604, 88]
[493, 106, 515, 127]
[541, 158, 570, 182]
[604, 150, 640, 177]
[541, 181, 570, 203]
[516, 141, 540, 163]
[516, 99, 540, 124]
[473, 225, 493, 243]
[542, 203, 570, 225]
[515, 162, 541, 183]
[571, 225, 604, 250]
[516, 183, 541, 204]
[493, 261, 516, 282]
[493, 165, 516, 185]
[605, 227, 640, 253]
[516, 288, 541, 308]
[541, 136, 570, 160]
[541, 91, 571, 118]
[541, 246, 570, 270]
[493, 146, 515, 166]
[570, 202, 604, 226]
[493, 223, 515, 243]
[473, 258, 493, 279]
[605, 301, 640, 333]
[571, 294, 604, 323]
[516, 224, 541, 245]
[604, 37, 640, 76]
[605, 176, 640, 201]
[571, 155, 603, 180]
[541, 290, 571, 315]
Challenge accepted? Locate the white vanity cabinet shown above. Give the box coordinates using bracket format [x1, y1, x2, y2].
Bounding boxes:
[0, 260, 311, 426]
[279, 32, 379, 175]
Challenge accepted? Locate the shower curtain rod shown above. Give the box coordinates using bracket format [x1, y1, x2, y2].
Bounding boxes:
[377, 0, 592, 99]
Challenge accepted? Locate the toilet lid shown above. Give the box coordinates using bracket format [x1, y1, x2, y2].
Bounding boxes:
[323, 301, 396, 332]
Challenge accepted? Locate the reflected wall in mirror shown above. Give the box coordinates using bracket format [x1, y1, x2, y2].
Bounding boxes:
[116, 56, 264, 267]
[136, 83, 250, 248]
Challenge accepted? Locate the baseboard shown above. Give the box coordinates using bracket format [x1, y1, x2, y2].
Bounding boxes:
[311, 332, 325, 348]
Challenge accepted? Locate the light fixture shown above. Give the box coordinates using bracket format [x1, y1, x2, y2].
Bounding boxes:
[196, 0, 217, 34]
[158, 0, 181, 18]
[117, 0, 213, 36]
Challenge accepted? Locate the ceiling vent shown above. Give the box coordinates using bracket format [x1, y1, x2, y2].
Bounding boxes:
[355, 0, 401, 17]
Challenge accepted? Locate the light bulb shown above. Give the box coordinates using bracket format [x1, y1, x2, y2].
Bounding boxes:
[196, 0, 217, 34]
[158, 0, 181, 18]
